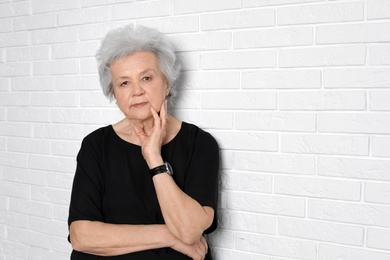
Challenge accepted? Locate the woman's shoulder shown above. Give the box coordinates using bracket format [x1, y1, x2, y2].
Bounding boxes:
[180, 122, 218, 148]
[81, 125, 115, 147]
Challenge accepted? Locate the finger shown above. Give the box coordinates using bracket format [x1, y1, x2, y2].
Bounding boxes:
[150, 106, 162, 128]
[200, 236, 208, 253]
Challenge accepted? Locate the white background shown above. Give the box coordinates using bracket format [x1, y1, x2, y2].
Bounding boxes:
[1, 0, 390, 259]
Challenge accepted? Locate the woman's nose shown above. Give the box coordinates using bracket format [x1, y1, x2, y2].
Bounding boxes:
[132, 82, 144, 96]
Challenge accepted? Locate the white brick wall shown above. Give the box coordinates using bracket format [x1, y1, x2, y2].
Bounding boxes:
[0, 0, 389, 259]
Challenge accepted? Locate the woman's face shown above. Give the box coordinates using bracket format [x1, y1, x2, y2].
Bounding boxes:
[110, 51, 170, 122]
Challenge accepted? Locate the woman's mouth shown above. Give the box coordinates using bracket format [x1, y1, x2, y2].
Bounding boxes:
[132, 102, 147, 108]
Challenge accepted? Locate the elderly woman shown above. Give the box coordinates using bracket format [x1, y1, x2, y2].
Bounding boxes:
[67, 25, 219, 260]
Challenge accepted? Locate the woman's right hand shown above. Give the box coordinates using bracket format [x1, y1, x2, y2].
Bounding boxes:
[171, 236, 208, 260]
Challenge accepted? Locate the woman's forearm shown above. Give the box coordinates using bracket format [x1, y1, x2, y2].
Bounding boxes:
[69, 220, 175, 256]
[152, 173, 214, 245]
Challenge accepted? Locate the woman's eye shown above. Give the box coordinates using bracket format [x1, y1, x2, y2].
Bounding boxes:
[120, 81, 129, 87]
[142, 76, 152, 81]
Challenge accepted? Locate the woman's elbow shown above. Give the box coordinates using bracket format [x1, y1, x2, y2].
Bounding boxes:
[69, 221, 91, 253]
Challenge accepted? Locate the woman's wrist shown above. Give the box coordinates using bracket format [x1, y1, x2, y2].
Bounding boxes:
[145, 154, 164, 169]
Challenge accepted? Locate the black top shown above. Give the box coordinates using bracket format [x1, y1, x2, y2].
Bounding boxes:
[68, 122, 219, 259]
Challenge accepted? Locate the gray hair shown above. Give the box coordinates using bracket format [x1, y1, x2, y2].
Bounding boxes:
[96, 25, 181, 101]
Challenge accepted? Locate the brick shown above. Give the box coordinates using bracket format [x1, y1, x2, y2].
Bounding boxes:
[0, 180, 29, 199]
[0, 78, 7, 91]
[78, 22, 126, 41]
[112, 0, 171, 20]
[219, 209, 276, 234]
[279, 218, 364, 245]
[0, 62, 31, 76]
[0, 92, 30, 107]
[171, 90, 201, 109]
[0, 32, 28, 47]
[34, 124, 83, 140]
[370, 91, 390, 111]
[6, 46, 50, 62]
[244, 0, 322, 7]
[367, 228, 390, 250]
[319, 157, 390, 181]
[280, 45, 366, 68]
[369, 44, 390, 65]
[367, 0, 390, 20]
[212, 249, 269, 260]
[324, 68, 390, 89]
[234, 152, 316, 175]
[101, 109, 130, 125]
[221, 171, 273, 193]
[226, 191, 305, 217]
[170, 32, 231, 52]
[278, 2, 363, 25]
[81, 0, 116, 7]
[0, 151, 28, 168]
[317, 22, 390, 44]
[275, 176, 361, 201]
[0, 240, 28, 259]
[236, 233, 316, 260]
[8, 227, 49, 249]
[46, 172, 75, 189]
[372, 136, 390, 157]
[138, 15, 199, 34]
[234, 27, 313, 49]
[56, 75, 100, 91]
[319, 113, 390, 134]
[8, 107, 50, 123]
[242, 70, 321, 89]
[280, 90, 366, 111]
[365, 182, 390, 205]
[50, 108, 101, 124]
[281, 134, 369, 156]
[0, 18, 14, 33]
[14, 13, 57, 31]
[80, 58, 98, 74]
[180, 71, 240, 90]
[173, 0, 241, 14]
[202, 91, 276, 110]
[177, 52, 200, 70]
[31, 27, 79, 44]
[31, 186, 70, 206]
[52, 42, 100, 59]
[33, 60, 79, 75]
[212, 131, 277, 151]
[12, 77, 54, 91]
[2, 166, 46, 186]
[28, 247, 70, 260]
[7, 138, 50, 155]
[10, 1, 30, 16]
[201, 9, 275, 31]
[58, 6, 110, 26]
[0, 210, 28, 229]
[0, 3, 14, 18]
[31, 0, 80, 13]
[319, 243, 390, 260]
[207, 230, 234, 249]
[51, 235, 73, 254]
[309, 199, 390, 227]
[173, 110, 233, 130]
[202, 50, 277, 69]
[0, 123, 33, 138]
[236, 112, 316, 132]
[28, 155, 75, 173]
[31, 92, 79, 107]
[53, 205, 69, 222]
[80, 91, 112, 107]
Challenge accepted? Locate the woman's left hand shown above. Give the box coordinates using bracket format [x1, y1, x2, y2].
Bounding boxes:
[133, 100, 167, 168]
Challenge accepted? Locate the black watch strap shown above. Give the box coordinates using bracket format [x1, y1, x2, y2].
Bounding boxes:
[149, 162, 173, 177]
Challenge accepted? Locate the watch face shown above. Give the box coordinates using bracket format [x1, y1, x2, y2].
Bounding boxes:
[165, 162, 173, 175]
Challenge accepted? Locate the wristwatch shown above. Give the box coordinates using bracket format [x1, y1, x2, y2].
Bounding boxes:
[149, 162, 173, 177]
